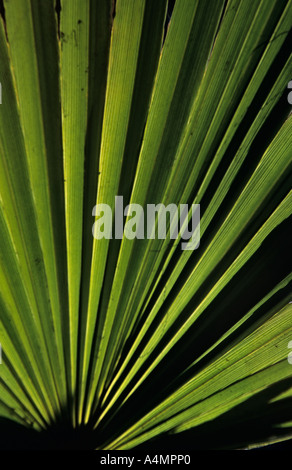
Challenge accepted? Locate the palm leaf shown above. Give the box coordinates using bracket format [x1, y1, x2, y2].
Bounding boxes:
[0, 0, 291, 450]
